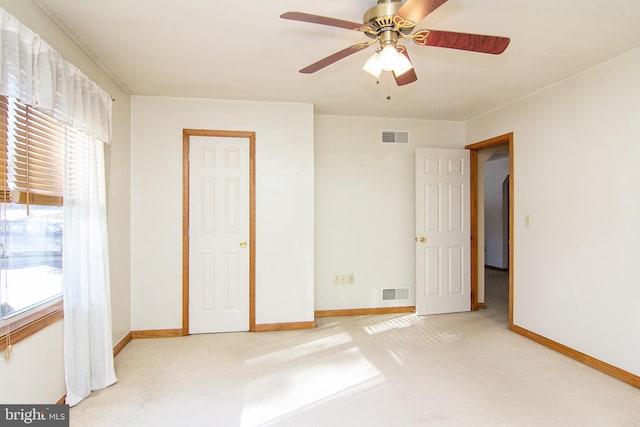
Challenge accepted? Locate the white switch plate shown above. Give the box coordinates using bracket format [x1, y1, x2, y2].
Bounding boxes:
[525, 214, 531, 228]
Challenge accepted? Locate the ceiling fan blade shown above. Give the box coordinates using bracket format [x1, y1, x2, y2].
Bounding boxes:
[280, 11, 363, 31]
[393, 47, 418, 86]
[396, 0, 449, 24]
[413, 29, 510, 54]
[299, 43, 372, 74]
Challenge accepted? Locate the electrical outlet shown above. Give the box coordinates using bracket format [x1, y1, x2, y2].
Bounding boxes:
[339, 274, 348, 285]
[332, 274, 340, 285]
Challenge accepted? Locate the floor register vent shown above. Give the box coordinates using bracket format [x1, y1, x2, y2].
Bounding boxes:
[382, 287, 410, 301]
[381, 130, 409, 144]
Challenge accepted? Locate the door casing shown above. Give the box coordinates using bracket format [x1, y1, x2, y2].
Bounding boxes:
[182, 129, 256, 334]
[465, 132, 514, 327]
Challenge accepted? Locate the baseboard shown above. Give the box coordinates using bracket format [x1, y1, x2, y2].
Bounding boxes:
[254, 321, 316, 332]
[485, 265, 508, 272]
[131, 328, 185, 339]
[511, 324, 640, 388]
[113, 332, 133, 357]
[315, 306, 416, 318]
[477, 303, 487, 309]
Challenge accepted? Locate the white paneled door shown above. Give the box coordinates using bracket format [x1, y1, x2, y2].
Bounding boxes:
[415, 148, 470, 315]
[189, 136, 250, 333]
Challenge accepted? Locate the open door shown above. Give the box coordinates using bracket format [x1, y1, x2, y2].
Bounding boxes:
[415, 148, 470, 315]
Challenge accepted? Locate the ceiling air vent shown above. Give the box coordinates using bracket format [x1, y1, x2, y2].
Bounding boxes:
[381, 130, 409, 144]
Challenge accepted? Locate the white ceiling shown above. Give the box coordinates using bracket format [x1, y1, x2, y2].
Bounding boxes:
[35, 0, 640, 121]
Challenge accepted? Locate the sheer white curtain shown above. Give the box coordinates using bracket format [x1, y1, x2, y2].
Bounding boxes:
[63, 129, 116, 406]
[0, 7, 116, 406]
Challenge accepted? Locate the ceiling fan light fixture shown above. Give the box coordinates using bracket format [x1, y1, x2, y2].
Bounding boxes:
[281, 2, 511, 87]
[363, 52, 382, 77]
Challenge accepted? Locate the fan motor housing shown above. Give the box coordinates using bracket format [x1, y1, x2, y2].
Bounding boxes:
[363, 0, 413, 37]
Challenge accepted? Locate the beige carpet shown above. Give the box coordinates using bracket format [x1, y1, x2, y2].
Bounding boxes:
[71, 271, 640, 426]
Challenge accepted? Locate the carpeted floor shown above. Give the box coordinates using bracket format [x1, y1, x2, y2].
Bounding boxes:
[70, 270, 640, 426]
[484, 267, 509, 323]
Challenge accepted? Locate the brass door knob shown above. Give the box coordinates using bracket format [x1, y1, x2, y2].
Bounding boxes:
[240, 241, 247, 248]
[415, 237, 427, 243]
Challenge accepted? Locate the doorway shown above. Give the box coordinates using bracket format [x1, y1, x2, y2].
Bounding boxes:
[182, 129, 256, 334]
[483, 152, 509, 322]
[466, 133, 514, 328]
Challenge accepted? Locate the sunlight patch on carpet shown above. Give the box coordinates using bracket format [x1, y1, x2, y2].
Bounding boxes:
[241, 347, 383, 426]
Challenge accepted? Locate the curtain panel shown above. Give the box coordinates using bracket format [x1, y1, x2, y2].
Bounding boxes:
[63, 129, 116, 406]
[0, 7, 116, 406]
[0, 7, 112, 143]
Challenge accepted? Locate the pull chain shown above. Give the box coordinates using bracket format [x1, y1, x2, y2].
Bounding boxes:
[386, 73, 392, 100]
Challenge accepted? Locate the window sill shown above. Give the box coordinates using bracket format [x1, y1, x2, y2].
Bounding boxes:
[0, 300, 63, 352]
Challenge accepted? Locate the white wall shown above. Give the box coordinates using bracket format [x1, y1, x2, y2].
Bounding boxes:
[131, 96, 314, 329]
[315, 115, 465, 310]
[0, 322, 65, 403]
[484, 156, 509, 268]
[467, 47, 640, 376]
[0, 0, 131, 403]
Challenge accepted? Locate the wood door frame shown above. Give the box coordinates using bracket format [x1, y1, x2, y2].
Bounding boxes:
[182, 129, 256, 334]
[465, 132, 514, 327]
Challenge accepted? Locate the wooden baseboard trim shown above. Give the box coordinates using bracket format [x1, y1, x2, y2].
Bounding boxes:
[315, 306, 416, 318]
[511, 324, 640, 388]
[113, 332, 133, 357]
[485, 265, 508, 272]
[131, 329, 185, 339]
[476, 303, 487, 309]
[254, 321, 316, 332]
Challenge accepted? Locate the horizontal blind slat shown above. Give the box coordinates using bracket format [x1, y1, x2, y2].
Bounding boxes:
[1, 96, 65, 205]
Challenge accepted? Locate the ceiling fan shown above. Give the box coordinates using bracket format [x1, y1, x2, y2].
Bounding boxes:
[280, 0, 510, 86]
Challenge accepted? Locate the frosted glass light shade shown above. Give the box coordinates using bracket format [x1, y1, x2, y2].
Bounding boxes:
[393, 52, 413, 76]
[363, 52, 382, 78]
[379, 44, 398, 71]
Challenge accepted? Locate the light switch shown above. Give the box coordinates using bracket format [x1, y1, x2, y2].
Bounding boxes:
[524, 214, 531, 228]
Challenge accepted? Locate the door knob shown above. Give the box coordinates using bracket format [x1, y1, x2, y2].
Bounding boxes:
[415, 237, 427, 243]
[239, 241, 247, 248]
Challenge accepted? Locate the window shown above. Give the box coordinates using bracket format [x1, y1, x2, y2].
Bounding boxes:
[0, 95, 64, 327]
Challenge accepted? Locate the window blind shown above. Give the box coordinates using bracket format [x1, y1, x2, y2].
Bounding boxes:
[0, 96, 64, 207]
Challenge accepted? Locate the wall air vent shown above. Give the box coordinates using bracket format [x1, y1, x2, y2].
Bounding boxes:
[382, 288, 410, 301]
[381, 130, 409, 144]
